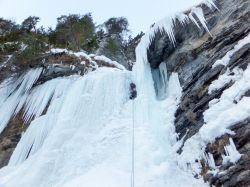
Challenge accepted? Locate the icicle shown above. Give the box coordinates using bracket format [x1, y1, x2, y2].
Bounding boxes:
[203, 0, 218, 10]
[176, 13, 190, 26]
[23, 76, 76, 123]
[204, 152, 216, 169]
[8, 115, 57, 166]
[222, 138, 242, 164]
[190, 7, 211, 35]
[0, 68, 43, 133]
[138, 0, 217, 53]
[189, 11, 201, 29]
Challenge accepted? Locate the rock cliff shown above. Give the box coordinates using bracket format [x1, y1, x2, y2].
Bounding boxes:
[148, 0, 250, 186]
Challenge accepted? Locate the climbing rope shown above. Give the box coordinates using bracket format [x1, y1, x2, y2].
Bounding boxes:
[129, 82, 137, 187]
[131, 99, 135, 187]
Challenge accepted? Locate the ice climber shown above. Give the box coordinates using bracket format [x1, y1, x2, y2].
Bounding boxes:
[129, 83, 137, 100]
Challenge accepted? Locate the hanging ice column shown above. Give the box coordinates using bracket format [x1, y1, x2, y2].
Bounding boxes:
[151, 62, 168, 99]
[0, 68, 43, 133]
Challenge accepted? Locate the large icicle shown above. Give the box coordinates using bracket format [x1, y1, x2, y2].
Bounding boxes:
[222, 138, 242, 164]
[143, 0, 217, 49]
[9, 76, 77, 166]
[22, 76, 76, 123]
[0, 68, 43, 133]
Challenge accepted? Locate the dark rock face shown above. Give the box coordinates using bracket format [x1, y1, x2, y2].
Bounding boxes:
[0, 112, 27, 168]
[148, 0, 250, 186]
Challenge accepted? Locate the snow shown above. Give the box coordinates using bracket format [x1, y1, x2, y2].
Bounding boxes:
[50, 48, 68, 54]
[212, 33, 250, 68]
[49, 48, 126, 70]
[208, 67, 243, 94]
[94, 55, 126, 70]
[222, 138, 242, 165]
[178, 64, 250, 174]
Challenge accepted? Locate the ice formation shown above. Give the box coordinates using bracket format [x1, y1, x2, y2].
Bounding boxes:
[0, 68, 43, 133]
[151, 62, 168, 99]
[141, 0, 217, 48]
[222, 138, 242, 165]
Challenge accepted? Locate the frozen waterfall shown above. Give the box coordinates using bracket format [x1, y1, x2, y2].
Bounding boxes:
[0, 58, 207, 187]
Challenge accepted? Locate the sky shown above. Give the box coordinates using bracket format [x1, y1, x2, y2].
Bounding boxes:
[0, 0, 204, 35]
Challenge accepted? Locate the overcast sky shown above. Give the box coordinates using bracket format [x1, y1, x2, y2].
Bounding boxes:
[0, 0, 203, 35]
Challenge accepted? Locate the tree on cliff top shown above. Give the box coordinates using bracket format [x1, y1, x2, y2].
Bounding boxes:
[104, 17, 129, 38]
[51, 14, 96, 51]
[21, 16, 40, 33]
